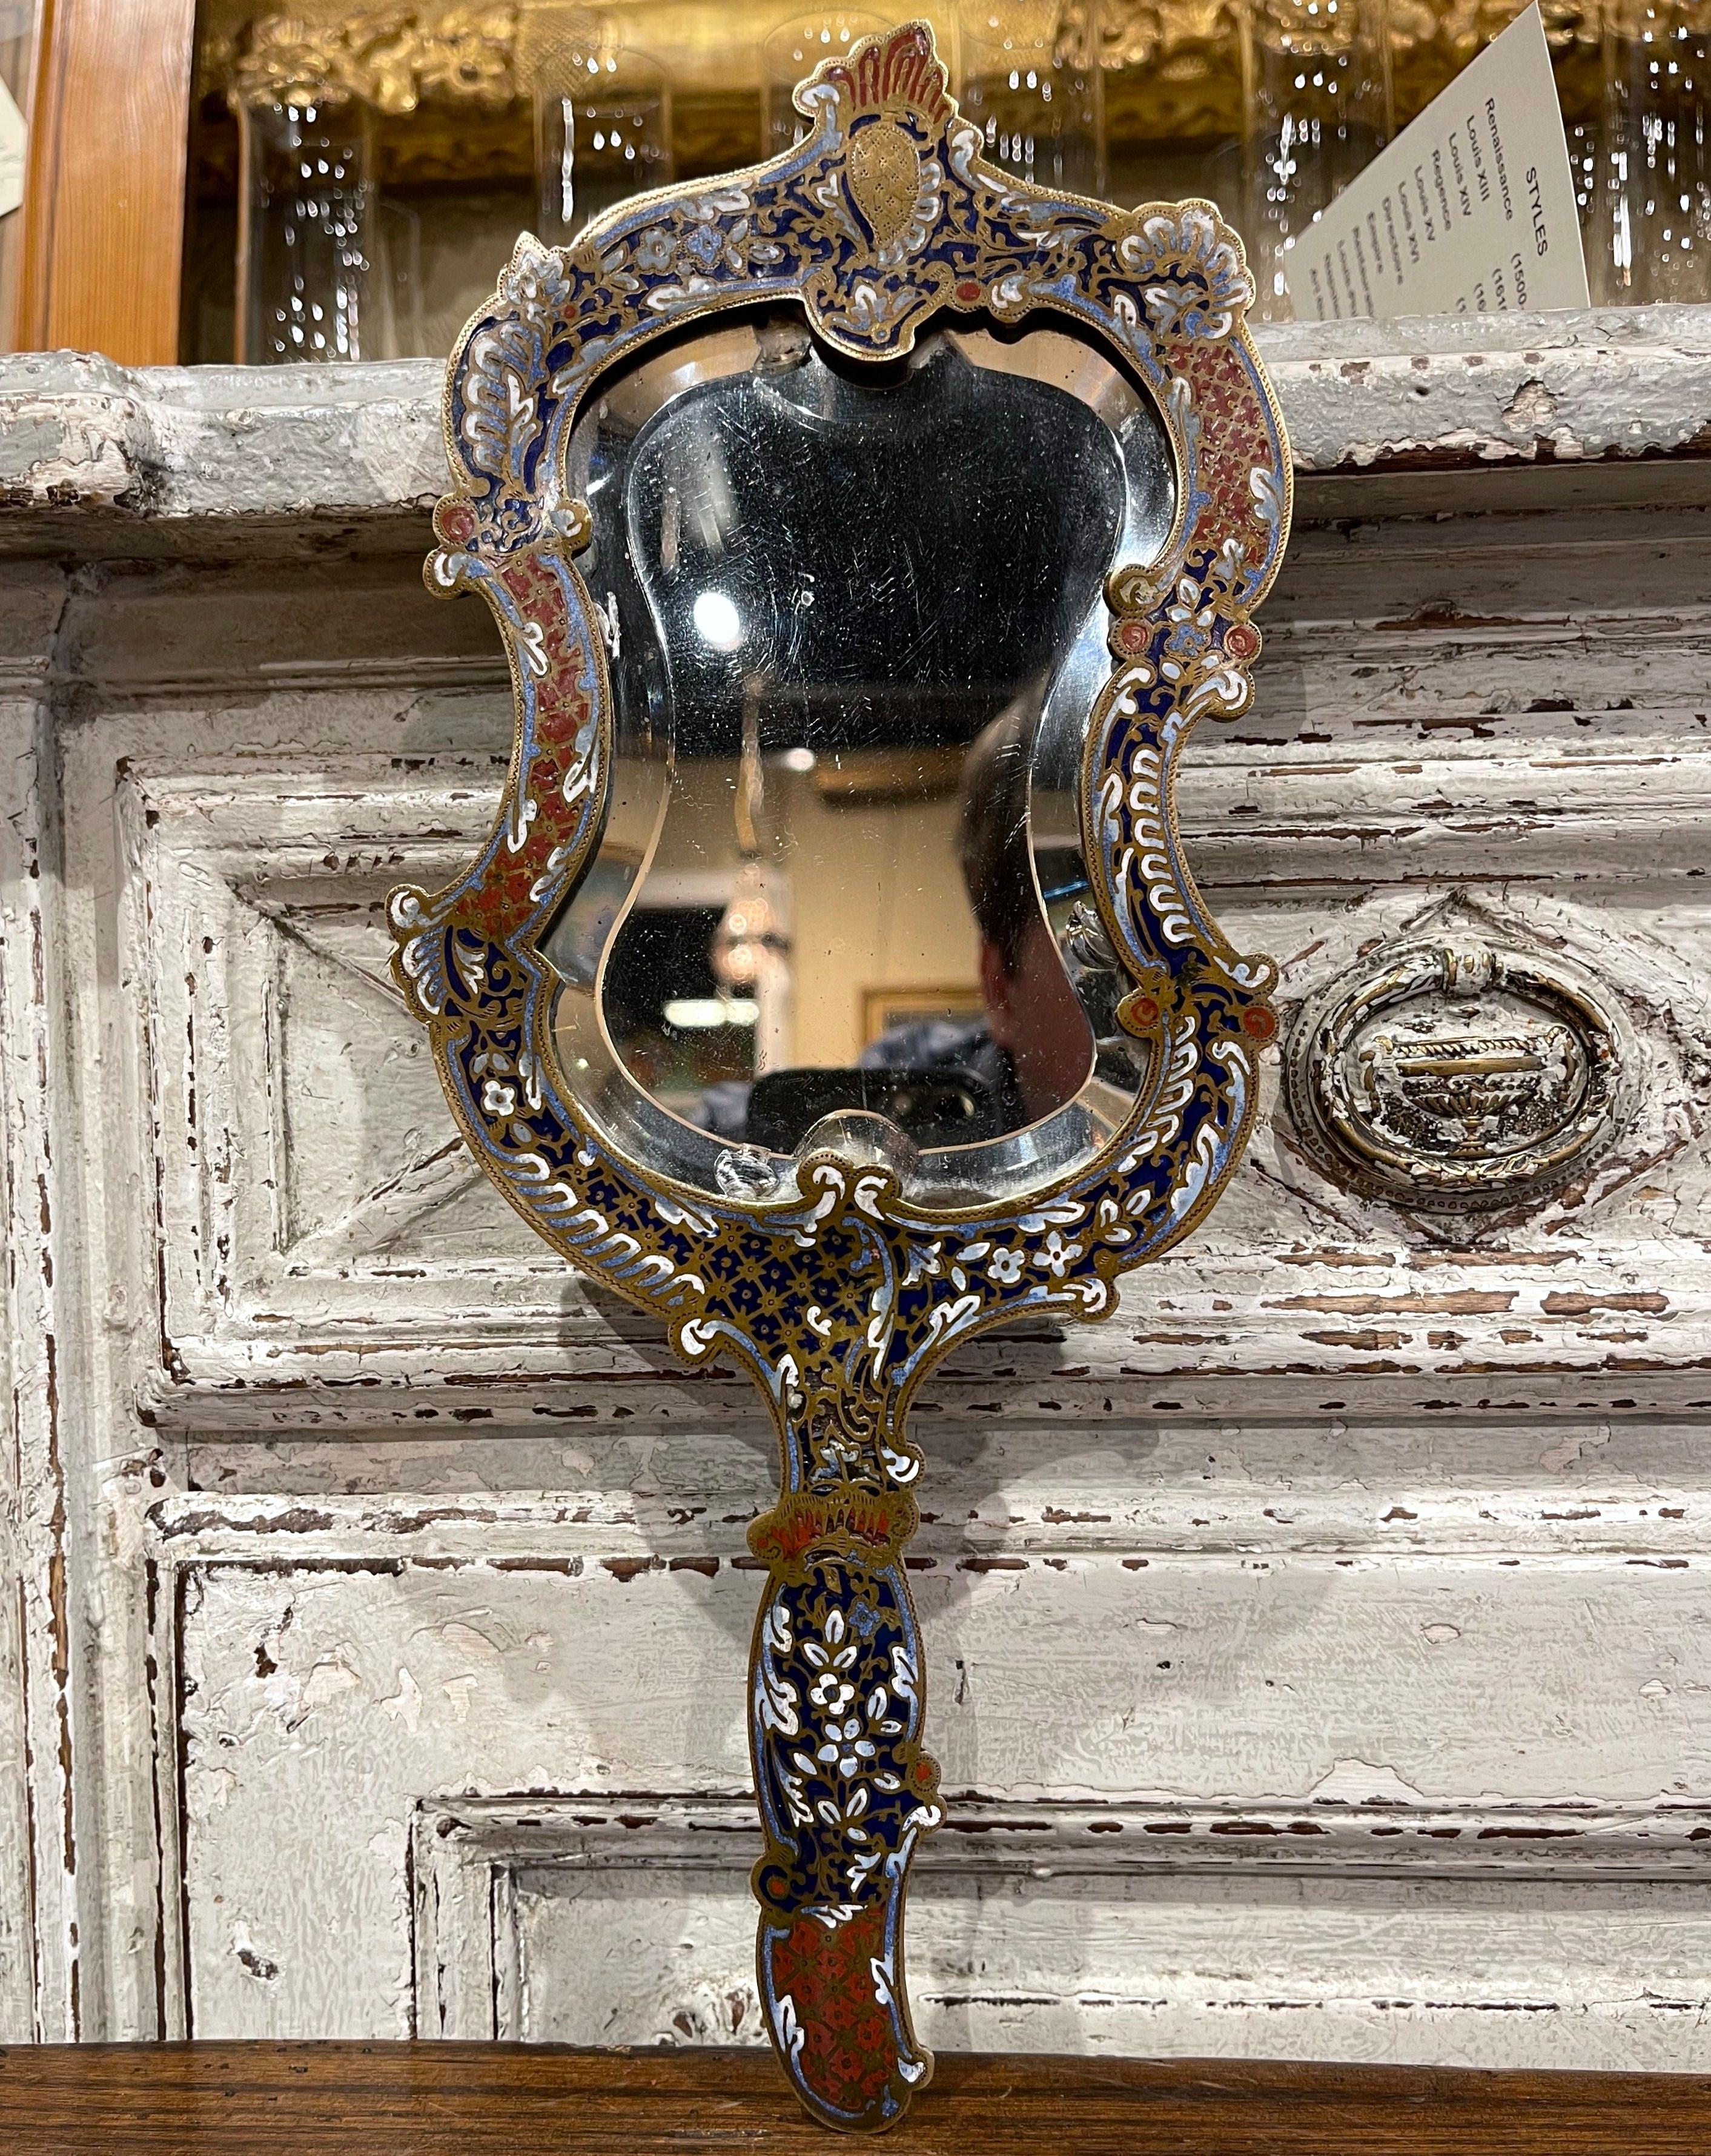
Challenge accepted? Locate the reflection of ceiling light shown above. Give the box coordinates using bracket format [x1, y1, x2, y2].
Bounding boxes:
[778, 746, 815, 773]
[712, 858, 789, 990]
[691, 589, 744, 652]
[664, 996, 758, 1029]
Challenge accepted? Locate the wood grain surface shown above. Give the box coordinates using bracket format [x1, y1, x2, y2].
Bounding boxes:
[0, 2046, 1708, 2155]
[17, 0, 197, 361]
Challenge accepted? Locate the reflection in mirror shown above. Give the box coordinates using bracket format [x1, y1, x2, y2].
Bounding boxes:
[544, 308, 1176, 1204]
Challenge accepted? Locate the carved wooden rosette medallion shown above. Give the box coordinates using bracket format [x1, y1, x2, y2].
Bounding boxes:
[388, 22, 1291, 2133]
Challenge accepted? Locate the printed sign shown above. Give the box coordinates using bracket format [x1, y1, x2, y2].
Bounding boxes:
[1285, 3, 1589, 320]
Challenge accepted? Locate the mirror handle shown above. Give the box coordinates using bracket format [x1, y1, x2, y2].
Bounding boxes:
[748, 1396, 941, 2130]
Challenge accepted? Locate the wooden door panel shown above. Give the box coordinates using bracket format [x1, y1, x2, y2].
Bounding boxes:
[160, 1514, 1711, 2058]
[126, 748, 1711, 1427]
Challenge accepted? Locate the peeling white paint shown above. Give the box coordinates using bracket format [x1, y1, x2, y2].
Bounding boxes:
[1540, 1424, 1615, 1474]
[1309, 1760, 1434, 1807]
[378, 1668, 423, 1732]
[0, 312, 1709, 538]
[301, 1659, 361, 1712]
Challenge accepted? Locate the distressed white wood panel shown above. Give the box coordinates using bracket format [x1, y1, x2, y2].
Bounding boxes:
[0, 580, 83, 2038]
[81, 506, 1711, 1432]
[0, 1578, 26, 2042]
[174, 1416, 1711, 1554]
[8, 320, 1711, 2060]
[506, 1862, 1707, 2070]
[122, 757, 557, 1341]
[162, 1510, 1711, 2051]
[124, 714, 1711, 1425]
[0, 687, 39, 2040]
[411, 1796, 1711, 2067]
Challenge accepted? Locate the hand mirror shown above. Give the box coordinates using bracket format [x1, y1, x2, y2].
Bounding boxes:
[391, 23, 1291, 2131]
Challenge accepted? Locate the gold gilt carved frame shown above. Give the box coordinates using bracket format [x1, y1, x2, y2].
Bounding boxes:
[389, 22, 1291, 2132]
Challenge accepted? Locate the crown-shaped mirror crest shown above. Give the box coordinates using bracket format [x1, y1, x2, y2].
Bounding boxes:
[389, 19, 1292, 2131]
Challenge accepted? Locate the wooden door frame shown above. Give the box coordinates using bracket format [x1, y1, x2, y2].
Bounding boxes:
[19, 0, 199, 364]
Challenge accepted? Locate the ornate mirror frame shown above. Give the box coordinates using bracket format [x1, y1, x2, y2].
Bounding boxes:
[389, 22, 1291, 2132]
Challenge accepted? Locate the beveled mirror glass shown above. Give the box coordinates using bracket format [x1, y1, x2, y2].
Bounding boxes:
[545, 310, 1175, 1202]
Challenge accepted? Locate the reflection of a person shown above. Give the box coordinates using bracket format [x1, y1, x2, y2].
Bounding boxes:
[953, 702, 1094, 1125]
[693, 702, 1093, 1143]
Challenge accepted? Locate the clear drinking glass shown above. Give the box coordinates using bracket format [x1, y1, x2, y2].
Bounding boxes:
[1240, 0, 1393, 319]
[372, 197, 427, 360]
[520, 2, 673, 247]
[958, 1, 1105, 197]
[1600, 0, 1711, 302]
[763, 10, 897, 154]
[236, 96, 376, 363]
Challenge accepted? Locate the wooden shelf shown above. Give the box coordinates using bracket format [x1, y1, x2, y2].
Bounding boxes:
[2, 2045, 1709, 2154]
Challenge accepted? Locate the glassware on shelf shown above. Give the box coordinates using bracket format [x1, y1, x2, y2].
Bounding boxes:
[520, 2, 673, 248]
[958, 1, 1105, 197]
[764, 10, 898, 153]
[372, 197, 428, 360]
[236, 95, 377, 363]
[1564, 111, 1604, 291]
[1239, 0, 1393, 319]
[1599, 0, 1711, 302]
